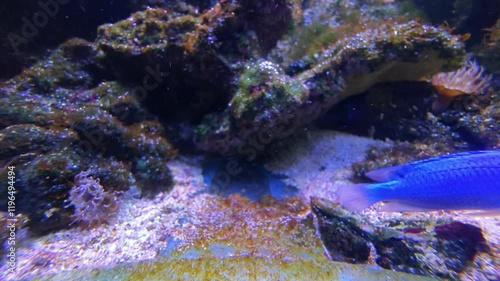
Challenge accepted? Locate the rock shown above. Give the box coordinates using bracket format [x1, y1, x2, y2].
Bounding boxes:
[195, 21, 465, 155]
[310, 197, 373, 263]
[311, 197, 489, 280]
[0, 41, 176, 234]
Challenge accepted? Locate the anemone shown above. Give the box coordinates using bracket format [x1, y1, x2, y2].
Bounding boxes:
[68, 170, 119, 227]
[430, 60, 492, 113]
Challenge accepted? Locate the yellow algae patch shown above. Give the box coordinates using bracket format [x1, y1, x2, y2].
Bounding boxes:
[37, 255, 439, 280]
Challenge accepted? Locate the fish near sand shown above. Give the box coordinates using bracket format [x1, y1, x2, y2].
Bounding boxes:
[337, 150, 500, 213]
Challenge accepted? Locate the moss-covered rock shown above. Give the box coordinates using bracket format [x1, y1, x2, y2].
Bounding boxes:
[96, 1, 297, 123]
[195, 21, 465, 155]
[0, 125, 77, 158]
[9, 38, 108, 94]
[0, 40, 177, 234]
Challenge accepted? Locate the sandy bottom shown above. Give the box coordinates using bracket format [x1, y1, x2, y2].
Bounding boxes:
[1, 131, 499, 281]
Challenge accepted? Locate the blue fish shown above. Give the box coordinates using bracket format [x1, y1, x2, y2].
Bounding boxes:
[337, 150, 500, 213]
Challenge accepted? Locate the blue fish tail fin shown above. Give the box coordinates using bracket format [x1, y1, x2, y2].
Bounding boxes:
[337, 184, 379, 212]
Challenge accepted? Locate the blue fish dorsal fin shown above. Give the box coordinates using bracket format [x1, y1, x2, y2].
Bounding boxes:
[401, 150, 500, 167]
[365, 150, 500, 182]
[365, 154, 461, 182]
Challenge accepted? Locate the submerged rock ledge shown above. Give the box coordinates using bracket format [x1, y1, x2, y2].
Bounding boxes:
[195, 21, 465, 155]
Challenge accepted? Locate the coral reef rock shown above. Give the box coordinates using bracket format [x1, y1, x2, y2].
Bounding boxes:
[195, 21, 465, 155]
[311, 197, 489, 280]
[0, 39, 176, 234]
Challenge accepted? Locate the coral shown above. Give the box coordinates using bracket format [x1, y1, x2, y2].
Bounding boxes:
[317, 75, 499, 152]
[2, 38, 106, 96]
[0, 43, 176, 234]
[95, 7, 235, 122]
[68, 170, 119, 227]
[129, 0, 215, 12]
[429, 60, 492, 112]
[434, 221, 487, 263]
[0, 125, 77, 159]
[454, 101, 500, 149]
[195, 21, 465, 155]
[5, 147, 135, 234]
[236, 0, 294, 54]
[96, 1, 296, 122]
[271, 0, 412, 67]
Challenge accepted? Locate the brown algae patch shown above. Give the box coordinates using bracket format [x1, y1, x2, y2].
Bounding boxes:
[168, 194, 316, 259]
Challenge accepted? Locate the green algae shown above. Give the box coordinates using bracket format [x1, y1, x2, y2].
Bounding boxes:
[230, 60, 309, 120]
[13, 38, 103, 95]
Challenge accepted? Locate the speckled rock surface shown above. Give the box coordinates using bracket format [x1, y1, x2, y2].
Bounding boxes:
[311, 197, 489, 280]
[195, 21, 465, 155]
[0, 40, 177, 234]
